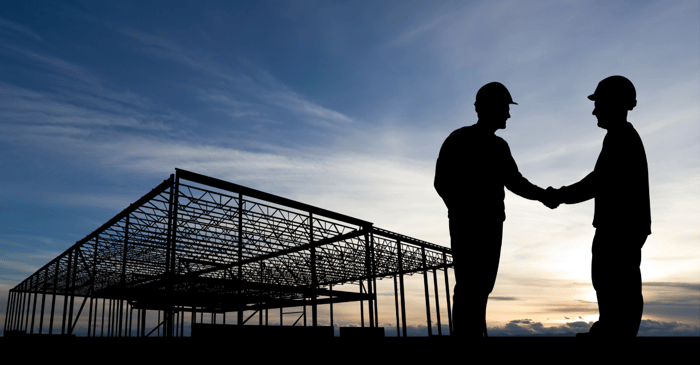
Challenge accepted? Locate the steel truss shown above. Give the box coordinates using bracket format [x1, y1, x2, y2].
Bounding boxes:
[4, 169, 454, 337]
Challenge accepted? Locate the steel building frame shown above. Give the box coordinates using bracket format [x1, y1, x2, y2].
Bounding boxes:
[4, 169, 454, 337]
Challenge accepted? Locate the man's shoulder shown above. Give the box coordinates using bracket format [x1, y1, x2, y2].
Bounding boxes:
[442, 125, 508, 151]
[624, 122, 644, 141]
[488, 132, 509, 148]
[492, 133, 507, 144]
[446, 125, 503, 140]
[605, 122, 645, 147]
[447, 125, 474, 138]
[441, 126, 474, 148]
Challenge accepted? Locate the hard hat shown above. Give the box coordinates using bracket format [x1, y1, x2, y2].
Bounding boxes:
[474, 82, 517, 106]
[588, 75, 637, 109]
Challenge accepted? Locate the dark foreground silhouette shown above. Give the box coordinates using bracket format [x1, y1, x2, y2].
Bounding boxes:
[435, 76, 650, 338]
[549, 75, 651, 337]
[434, 82, 557, 338]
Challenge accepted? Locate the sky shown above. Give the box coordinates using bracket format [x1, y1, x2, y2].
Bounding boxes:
[0, 0, 698, 337]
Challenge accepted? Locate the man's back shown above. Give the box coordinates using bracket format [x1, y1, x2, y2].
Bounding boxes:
[434, 124, 514, 221]
[593, 122, 651, 234]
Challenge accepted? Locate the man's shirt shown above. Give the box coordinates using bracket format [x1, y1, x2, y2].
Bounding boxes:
[559, 122, 651, 234]
[434, 123, 543, 221]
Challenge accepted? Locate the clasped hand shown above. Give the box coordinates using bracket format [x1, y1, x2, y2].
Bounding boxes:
[541, 187, 560, 209]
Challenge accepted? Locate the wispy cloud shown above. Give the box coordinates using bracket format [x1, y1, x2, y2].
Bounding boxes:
[118, 27, 215, 74]
[0, 16, 43, 42]
[0, 259, 42, 276]
[0, 82, 171, 133]
[390, 9, 455, 47]
[119, 27, 356, 130]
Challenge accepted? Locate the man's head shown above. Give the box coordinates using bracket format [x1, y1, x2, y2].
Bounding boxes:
[474, 82, 517, 130]
[588, 76, 636, 129]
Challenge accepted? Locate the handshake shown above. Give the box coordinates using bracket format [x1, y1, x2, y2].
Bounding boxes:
[540, 187, 561, 209]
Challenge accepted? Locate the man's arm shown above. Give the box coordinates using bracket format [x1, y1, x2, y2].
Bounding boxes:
[505, 173, 546, 201]
[554, 171, 596, 204]
[502, 143, 547, 202]
[434, 138, 452, 207]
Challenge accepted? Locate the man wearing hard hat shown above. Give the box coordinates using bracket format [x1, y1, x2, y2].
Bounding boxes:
[548, 75, 651, 337]
[434, 82, 557, 338]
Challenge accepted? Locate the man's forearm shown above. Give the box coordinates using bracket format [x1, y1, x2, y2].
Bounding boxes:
[558, 172, 596, 204]
[507, 176, 546, 201]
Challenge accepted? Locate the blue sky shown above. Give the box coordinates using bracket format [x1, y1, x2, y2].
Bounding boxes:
[1, 0, 698, 336]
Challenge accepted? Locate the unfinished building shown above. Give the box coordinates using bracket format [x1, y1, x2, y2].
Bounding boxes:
[4, 169, 453, 338]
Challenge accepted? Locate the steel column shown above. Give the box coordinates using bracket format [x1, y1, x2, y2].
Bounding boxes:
[17, 290, 23, 331]
[68, 249, 77, 335]
[9, 290, 17, 331]
[393, 274, 400, 337]
[164, 174, 179, 337]
[128, 304, 132, 336]
[120, 213, 130, 337]
[329, 284, 334, 329]
[433, 268, 442, 336]
[371, 231, 378, 326]
[61, 253, 71, 335]
[39, 276, 47, 334]
[310, 212, 318, 327]
[101, 298, 105, 336]
[30, 277, 38, 334]
[422, 246, 432, 336]
[398, 240, 407, 337]
[359, 280, 364, 327]
[49, 260, 57, 335]
[141, 307, 146, 337]
[88, 236, 98, 337]
[20, 288, 27, 331]
[364, 230, 375, 328]
[238, 192, 243, 326]
[109, 299, 114, 336]
[443, 252, 453, 335]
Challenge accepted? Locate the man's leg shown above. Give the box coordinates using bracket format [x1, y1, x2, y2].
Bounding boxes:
[591, 230, 647, 337]
[450, 218, 503, 338]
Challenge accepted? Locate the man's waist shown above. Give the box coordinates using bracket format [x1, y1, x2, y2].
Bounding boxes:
[448, 208, 505, 221]
[593, 220, 651, 235]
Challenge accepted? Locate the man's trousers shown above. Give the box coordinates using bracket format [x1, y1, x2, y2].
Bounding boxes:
[590, 228, 647, 337]
[449, 217, 504, 337]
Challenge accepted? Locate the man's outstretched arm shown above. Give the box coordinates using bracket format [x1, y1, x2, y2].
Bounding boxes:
[505, 173, 546, 201]
[502, 144, 553, 206]
[554, 171, 596, 205]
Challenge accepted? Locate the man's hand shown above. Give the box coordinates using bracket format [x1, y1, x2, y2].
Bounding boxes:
[541, 186, 560, 209]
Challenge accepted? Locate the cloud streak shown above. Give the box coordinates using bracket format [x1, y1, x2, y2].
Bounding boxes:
[119, 27, 356, 132]
[0, 16, 43, 42]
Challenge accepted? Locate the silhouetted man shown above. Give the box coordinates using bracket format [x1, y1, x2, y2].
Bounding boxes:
[434, 82, 556, 338]
[546, 75, 651, 337]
